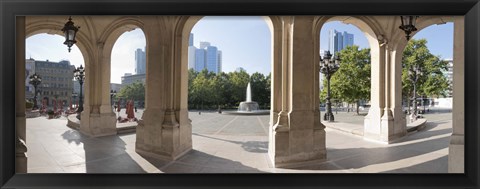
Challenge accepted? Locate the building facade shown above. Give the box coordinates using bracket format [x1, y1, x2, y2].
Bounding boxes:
[121, 73, 146, 85]
[26, 59, 75, 106]
[444, 59, 454, 97]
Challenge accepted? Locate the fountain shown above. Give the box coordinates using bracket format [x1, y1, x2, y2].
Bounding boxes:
[238, 83, 260, 112]
[223, 82, 269, 115]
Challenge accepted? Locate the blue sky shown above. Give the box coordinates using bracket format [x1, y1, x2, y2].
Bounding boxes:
[26, 16, 453, 84]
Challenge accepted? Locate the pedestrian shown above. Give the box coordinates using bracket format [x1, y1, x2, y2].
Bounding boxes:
[135, 106, 137, 112]
[199, 111, 201, 115]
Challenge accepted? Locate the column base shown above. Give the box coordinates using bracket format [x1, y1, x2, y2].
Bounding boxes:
[80, 112, 117, 137]
[135, 109, 192, 161]
[268, 110, 326, 168]
[16, 138, 28, 173]
[448, 134, 464, 173]
[365, 107, 406, 143]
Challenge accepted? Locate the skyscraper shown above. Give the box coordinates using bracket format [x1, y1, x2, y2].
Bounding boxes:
[194, 48, 206, 72]
[206, 46, 219, 73]
[135, 48, 146, 74]
[188, 33, 196, 70]
[189, 33, 194, 46]
[192, 39, 223, 74]
[199, 41, 211, 49]
[217, 50, 222, 73]
[328, 30, 354, 56]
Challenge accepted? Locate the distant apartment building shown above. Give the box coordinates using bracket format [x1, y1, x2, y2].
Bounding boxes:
[26, 58, 76, 106]
[443, 59, 454, 97]
[110, 83, 123, 93]
[121, 73, 146, 85]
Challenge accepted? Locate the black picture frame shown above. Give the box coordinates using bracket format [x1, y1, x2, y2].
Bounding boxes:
[1, 0, 479, 188]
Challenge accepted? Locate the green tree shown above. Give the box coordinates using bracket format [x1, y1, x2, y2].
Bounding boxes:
[190, 69, 216, 109]
[402, 39, 450, 113]
[250, 72, 269, 108]
[117, 82, 145, 102]
[320, 46, 371, 115]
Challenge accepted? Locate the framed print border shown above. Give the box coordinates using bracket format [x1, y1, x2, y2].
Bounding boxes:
[1, 0, 479, 188]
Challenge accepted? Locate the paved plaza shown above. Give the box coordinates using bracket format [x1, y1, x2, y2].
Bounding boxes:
[26, 108, 453, 173]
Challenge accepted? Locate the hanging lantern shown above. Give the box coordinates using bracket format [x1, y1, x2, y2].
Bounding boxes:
[61, 16, 80, 52]
[399, 16, 419, 41]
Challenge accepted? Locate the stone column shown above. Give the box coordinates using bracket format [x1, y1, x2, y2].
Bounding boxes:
[269, 16, 293, 167]
[270, 16, 326, 167]
[16, 16, 28, 173]
[79, 42, 117, 137]
[379, 43, 407, 142]
[364, 38, 386, 141]
[448, 16, 464, 173]
[136, 16, 191, 160]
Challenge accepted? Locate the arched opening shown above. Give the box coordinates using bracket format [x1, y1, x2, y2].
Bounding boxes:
[181, 16, 274, 170]
[397, 20, 455, 172]
[110, 28, 146, 127]
[319, 20, 372, 122]
[315, 16, 380, 140]
[25, 29, 87, 172]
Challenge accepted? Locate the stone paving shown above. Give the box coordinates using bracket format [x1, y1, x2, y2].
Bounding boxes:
[26, 108, 453, 173]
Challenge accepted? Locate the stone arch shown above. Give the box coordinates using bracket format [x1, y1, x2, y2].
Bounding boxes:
[99, 16, 146, 61]
[26, 17, 93, 67]
[177, 16, 279, 113]
[313, 16, 381, 113]
[393, 16, 455, 54]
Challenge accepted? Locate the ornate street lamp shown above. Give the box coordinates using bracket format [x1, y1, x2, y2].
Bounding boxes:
[61, 16, 80, 52]
[320, 51, 341, 122]
[73, 65, 85, 119]
[28, 73, 42, 109]
[408, 64, 423, 122]
[399, 16, 419, 41]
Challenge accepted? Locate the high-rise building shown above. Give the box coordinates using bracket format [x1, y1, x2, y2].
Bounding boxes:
[26, 58, 76, 106]
[328, 30, 354, 56]
[199, 41, 211, 49]
[189, 33, 194, 46]
[188, 46, 197, 70]
[217, 50, 222, 73]
[194, 48, 206, 72]
[188, 33, 196, 70]
[206, 46, 219, 73]
[135, 48, 146, 74]
[192, 39, 223, 74]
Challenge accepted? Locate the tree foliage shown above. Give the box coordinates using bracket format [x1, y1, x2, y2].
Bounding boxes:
[402, 39, 450, 109]
[188, 69, 271, 109]
[117, 82, 145, 102]
[320, 45, 371, 114]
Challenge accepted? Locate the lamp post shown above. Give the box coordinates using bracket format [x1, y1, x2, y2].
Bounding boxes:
[408, 64, 422, 122]
[73, 65, 85, 119]
[320, 51, 340, 122]
[110, 90, 116, 110]
[28, 73, 42, 109]
[399, 16, 418, 41]
[61, 16, 80, 52]
[72, 92, 78, 109]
